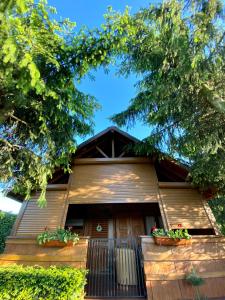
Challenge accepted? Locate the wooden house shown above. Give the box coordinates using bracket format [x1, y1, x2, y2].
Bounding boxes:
[1, 126, 225, 300]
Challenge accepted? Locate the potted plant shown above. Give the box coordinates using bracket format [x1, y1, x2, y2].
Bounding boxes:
[37, 227, 79, 247]
[152, 228, 192, 246]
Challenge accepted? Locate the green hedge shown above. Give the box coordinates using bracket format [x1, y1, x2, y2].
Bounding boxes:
[0, 211, 16, 253]
[0, 265, 87, 300]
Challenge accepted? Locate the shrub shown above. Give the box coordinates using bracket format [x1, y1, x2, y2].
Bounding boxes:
[0, 265, 87, 300]
[0, 211, 16, 253]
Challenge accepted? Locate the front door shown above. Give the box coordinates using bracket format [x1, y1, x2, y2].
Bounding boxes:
[115, 214, 145, 239]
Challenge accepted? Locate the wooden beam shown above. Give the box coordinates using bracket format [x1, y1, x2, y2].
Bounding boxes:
[203, 200, 221, 235]
[96, 146, 108, 158]
[46, 184, 68, 191]
[118, 151, 126, 158]
[0, 254, 86, 262]
[112, 136, 115, 158]
[10, 201, 29, 236]
[158, 182, 193, 189]
[74, 157, 152, 165]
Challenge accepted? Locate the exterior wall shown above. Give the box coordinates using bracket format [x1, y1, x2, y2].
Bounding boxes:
[160, 188, 214, 229]
[68, 161, 159, 204]
[12, 158, 217, 237]
[141, 236, 225, 300]
[0, 236, 89, 268]
[14, 190, 67, 236]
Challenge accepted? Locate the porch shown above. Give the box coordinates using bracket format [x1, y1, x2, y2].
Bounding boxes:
[65, 203, 162, 239]
[65, 203, 161, 298]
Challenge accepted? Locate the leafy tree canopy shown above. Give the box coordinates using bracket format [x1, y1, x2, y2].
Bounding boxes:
[1, 0, 225, 204]
[0, 0, 131, 205]
[110, 0, 225, 195]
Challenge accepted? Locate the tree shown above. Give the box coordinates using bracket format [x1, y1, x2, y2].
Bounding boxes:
[111, 0, 225, 194]
[0, 211, 16, 253]
[0, 0, 129, 205]
[0, 0, 97, 205]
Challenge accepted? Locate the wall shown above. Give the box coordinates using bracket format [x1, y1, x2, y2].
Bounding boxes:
[0, 236, 89, 268]
[159, 188, 214, 229]
[141, 236, 225, 300]
[12, 158, 217, 238]
[14, 190, 67, 236]
[68, 162, 159, 204]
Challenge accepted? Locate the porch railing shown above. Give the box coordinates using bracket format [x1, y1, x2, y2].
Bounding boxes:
[86, 238, 146, 298]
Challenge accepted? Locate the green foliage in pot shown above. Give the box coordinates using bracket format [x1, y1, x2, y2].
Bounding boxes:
[37, 227, 79, 245]
[152, 228, 192, 240]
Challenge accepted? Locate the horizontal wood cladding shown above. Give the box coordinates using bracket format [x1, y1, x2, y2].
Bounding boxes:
[0, 238, 89, 268]
[159, 188, 213, 229]
[68, 163, 158, 204]
[141, 236, 225, 300]
[16, 191, 66, 236]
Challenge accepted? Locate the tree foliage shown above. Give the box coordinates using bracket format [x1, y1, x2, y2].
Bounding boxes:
[0, 0, 131, 205]
[110, 0, 225, 194]
[0, 211, 16, 253]
[209, 198, 225, 235]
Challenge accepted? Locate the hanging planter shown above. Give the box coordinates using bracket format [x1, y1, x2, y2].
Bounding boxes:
[152, 228, 192, 246]
[37, 227, 79, 247]
[154, 236, 192, 246]
[41, 240, 74, 247]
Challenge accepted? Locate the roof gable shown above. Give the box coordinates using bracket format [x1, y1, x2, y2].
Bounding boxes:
[75, 126, 139, 159]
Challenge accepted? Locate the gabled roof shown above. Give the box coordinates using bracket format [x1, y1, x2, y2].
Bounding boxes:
[77, 126, 140, 150]
[10, 126, 191, 201]
[75, 126, 140, 159]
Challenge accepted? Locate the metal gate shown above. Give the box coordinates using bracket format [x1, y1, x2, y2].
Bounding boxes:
[86, 238, 146, 298]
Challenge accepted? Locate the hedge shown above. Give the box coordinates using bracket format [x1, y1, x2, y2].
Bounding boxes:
[0, 211, 16, 253]
[0, 265, 87, 300]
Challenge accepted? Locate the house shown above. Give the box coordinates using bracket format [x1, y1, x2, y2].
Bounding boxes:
[1, 126, 225, 300]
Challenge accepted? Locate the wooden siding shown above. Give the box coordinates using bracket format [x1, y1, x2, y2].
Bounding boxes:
[0, 237, 89, 268]
[159, 188, 213, 229]
[142, 236, 225, 300]
[68, 163, 158, 204]
[16, 191, 66, 236]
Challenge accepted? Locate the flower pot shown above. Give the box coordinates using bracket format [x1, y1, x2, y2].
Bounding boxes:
[154, 236, 192, 246]
[41, 240, 74, 247]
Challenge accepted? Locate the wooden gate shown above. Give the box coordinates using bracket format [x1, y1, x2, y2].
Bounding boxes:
[86, 238, 146, 298]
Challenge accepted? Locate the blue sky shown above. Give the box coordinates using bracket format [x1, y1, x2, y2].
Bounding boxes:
[0, 0, 159, 213]
[47, 0, 160, 143]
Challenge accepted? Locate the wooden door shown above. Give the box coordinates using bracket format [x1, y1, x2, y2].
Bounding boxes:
[115, 214, 145, 239]
[85, 218, 109, 238]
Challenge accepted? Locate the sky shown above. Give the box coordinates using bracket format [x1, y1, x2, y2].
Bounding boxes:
[0, 0, 159, 214]
[47, 0, 158, 144]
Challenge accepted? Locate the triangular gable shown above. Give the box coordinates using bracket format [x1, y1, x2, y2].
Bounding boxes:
[75, 126, 139, 159]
